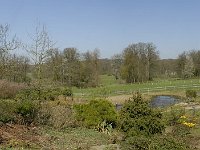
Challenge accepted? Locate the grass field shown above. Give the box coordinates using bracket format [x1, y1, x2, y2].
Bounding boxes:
[73, 75, 200, 99]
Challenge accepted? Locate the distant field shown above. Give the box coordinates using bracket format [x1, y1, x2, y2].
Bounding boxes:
[73, 75, 200, 98]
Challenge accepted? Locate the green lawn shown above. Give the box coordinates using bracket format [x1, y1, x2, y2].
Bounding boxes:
[73, 75, 200, 98]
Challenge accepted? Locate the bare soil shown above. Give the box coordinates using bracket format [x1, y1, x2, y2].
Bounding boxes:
[0, 123, 50, 149]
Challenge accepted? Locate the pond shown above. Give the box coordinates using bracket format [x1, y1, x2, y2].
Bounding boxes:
[115, 95, 180, 110]
[150, 95, 180, 108]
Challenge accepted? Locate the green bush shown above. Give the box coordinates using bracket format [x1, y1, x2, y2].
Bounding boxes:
[74, 99, 117, 129]
[61, 87, 73, 97]
[119, 93, 165, 137]
[16, 87, 73, 101]
[186, 90, 197, 99]
[0, 100, 17, 123]
[121, 135, 151, 150]
[41, 88, 61, 101]
[121, 134, 189, 150]
[15, 100, 38, 124]
[15, 88, 41, 101]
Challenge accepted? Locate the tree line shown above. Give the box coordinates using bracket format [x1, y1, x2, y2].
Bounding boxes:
[0, 24, 100, 87]
[1, 24, 200, 87]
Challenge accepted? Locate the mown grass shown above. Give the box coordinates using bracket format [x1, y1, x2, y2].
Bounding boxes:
[73, 75, 200, 98]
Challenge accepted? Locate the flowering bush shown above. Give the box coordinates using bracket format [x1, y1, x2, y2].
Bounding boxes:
[179, 115, 196, 128]
[173, 115, 197, 137]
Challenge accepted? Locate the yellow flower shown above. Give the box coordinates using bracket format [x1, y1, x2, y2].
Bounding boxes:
[180, 115, 187, 119]
[182, 122, 196, 128]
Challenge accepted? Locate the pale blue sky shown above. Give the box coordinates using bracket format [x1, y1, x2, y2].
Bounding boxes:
[0, 0, 200, 59]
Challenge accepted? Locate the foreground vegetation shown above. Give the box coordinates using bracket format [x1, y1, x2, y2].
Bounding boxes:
[0, 78, 200, 149]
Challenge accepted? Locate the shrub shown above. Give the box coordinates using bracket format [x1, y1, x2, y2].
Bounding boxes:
[37, 101, 74, 128]
[164, 107, 186, 126]
[121, 134, 189, 150]
[74, 99, 118, 129]
[15, 88, 41, 101]
[41, 88, 61, 101]
[121, 135, 151, 150]
[0, 80, 26, 99]
[119, 93, 165, 137]
[61, 87, 73, 97]
[186, 90, 197, 99]
[172, 124, 190, 137]
[15, 100, 39, 124]
[48, 105, 74, 128]
[0, 100, 17, 123]
[152, 135, 189, 150]
[172, 115, 197, 137]
[15, 87, 73, 101]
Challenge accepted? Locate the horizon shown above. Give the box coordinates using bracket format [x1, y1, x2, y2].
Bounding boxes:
[1, 0, 200, 59]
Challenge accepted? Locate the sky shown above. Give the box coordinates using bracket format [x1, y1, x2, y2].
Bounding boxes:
[0, 0, 200, 59]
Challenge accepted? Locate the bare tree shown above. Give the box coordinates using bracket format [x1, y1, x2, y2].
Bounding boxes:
[0, 24, 19, 54]
[0, 24, 20, 79]
[176, 52, 187, 78]
[25, 25, 54, 83]
[183, 55, 194, 78]
[111, 54, 123, 80]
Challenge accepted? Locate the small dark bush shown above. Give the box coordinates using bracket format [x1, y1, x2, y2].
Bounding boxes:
[74, 99, 117, 128]
[119, 93, 165, 137]
[186, 90, 197, 98]
[121, 135, 151, 150]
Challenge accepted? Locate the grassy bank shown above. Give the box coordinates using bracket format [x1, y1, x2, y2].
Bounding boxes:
[73, 75, 200, 100]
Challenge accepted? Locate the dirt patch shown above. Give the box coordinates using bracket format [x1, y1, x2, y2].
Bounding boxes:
[0, 124, 49, 149]
[107, 95, 132, 104]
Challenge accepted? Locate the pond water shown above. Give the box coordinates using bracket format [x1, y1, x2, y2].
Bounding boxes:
[115, 95, 180, 110]
[150, 95, 180, 108]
